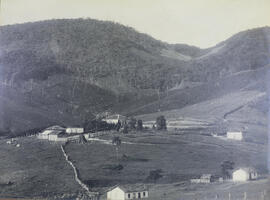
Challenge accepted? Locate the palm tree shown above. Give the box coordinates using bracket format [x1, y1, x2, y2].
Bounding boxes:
[112, 136, 121, 163]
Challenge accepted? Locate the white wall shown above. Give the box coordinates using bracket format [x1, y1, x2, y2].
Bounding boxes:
[104, 119, 119, 124]
[66, 128, 84, 134]
[107, 187, 125, 200]
[227, 132, 243, 140]
[48, 134, 58, 141]
[233, 169, 249, 182]
[125, 191, 148, 199]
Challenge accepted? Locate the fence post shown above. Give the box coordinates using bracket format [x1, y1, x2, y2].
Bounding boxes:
[261, 190, 267, 200]
[243, 192, 247, 200]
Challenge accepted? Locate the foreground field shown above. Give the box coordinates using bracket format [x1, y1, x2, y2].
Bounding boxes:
[142, 178, 270, 200]
[0, 137, 82, 199]
[0, 130, 268, 199]
[66, 131, 268, 195]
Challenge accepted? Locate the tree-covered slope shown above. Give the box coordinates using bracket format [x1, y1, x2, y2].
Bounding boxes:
[0, 18, 269, 133]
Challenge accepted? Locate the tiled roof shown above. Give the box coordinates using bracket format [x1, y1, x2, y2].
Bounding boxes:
[120, 185, 148, 193]
[111, 184, 148, 193]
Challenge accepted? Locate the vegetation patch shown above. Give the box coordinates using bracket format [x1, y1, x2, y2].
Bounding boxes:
[121, 154, 149, 162]
[101, 164, 124, 171]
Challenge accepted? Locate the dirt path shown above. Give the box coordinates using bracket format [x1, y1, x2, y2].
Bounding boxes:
[61, 144, 99, 200]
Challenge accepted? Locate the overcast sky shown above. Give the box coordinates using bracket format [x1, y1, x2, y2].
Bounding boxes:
[1, 0, 270, 48]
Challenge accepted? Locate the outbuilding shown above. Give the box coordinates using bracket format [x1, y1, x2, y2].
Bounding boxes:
[232, 168, 258, 182]
[66, 127, 84, 134]
[104, 114, 126, 124]
[107, 185, 148, 200]
[48, 130, 65, 141]
[227, 131, 243, 141]
[190, 174, 217, 184]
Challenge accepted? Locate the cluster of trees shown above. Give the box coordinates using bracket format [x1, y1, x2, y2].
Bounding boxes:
[82, 114, 168, 134]
[83, 119, 117, 132]
[221, 160, 235, 179]
[120, 117, 143, 134]
[156, 115, 167, 130]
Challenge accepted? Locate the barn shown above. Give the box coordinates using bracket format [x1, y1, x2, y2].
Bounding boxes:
[232, 168, 258, 182]
[227, 131, 243, 141]
[37, 125, 65, 140]
[107, 185, 148, 200]
[48, 130, 65, 141]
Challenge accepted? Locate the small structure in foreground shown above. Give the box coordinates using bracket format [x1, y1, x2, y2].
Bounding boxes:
[232, 168, 258, 182]
[190, 174, 217, 184]
[107, 185, 148, 200]
[227, 131, 243, 141]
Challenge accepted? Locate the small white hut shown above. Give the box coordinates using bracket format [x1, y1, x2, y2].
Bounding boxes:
[232, 168, 258, 182]
[227, 131, 243, 141]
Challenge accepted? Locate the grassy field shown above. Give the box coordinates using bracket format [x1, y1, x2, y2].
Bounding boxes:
[140, 178, 270, 200]
[0, 130, 267, 199]
[0, 137, 83, 199]
[66, 131, 267, 196]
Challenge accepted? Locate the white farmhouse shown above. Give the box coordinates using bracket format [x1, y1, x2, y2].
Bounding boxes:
[232, 168, 258, 182]
[104, 114, 126, 124]
[66, 127, 84, 134]
[107, 185, 148, 200]
[227, 131, 243, 141]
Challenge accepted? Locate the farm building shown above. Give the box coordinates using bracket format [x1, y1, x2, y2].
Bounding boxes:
[66, 127, 84, 134]
[232, 168, 258, 182]
[48, 130, 65, 141]
[227, 131, 243, 141]
[37, 125, 65, 140]
[103, 114, 126, 124]
[190, 174, 216, 184]
[107, 185, 148, 200]
[37, 125, 84, 143]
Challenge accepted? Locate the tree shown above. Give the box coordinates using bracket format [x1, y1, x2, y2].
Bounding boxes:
[137, 119, 143, 131]
[146, 169, 163, 183]
[115, 120, 121, 132]
[221, 160, 235, 179]
[156, 115, 167, 130]
[128, 117, 137, 130]
[112, 136, 121, 163]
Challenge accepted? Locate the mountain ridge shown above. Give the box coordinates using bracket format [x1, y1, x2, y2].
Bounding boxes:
[0, 18, 269, 134]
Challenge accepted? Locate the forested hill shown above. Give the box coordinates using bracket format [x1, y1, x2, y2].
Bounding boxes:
[0, 18, 269, 134]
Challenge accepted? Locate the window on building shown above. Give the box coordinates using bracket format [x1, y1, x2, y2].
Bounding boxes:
[143, 192, 146, 197]
[128, 193, 130, 198]
[138, 193, 141, 198]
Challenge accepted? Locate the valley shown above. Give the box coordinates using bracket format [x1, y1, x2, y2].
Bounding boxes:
[0, 19, 269, 199]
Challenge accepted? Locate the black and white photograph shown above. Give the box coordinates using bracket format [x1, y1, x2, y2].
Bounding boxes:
[0, 0, 269, 199]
